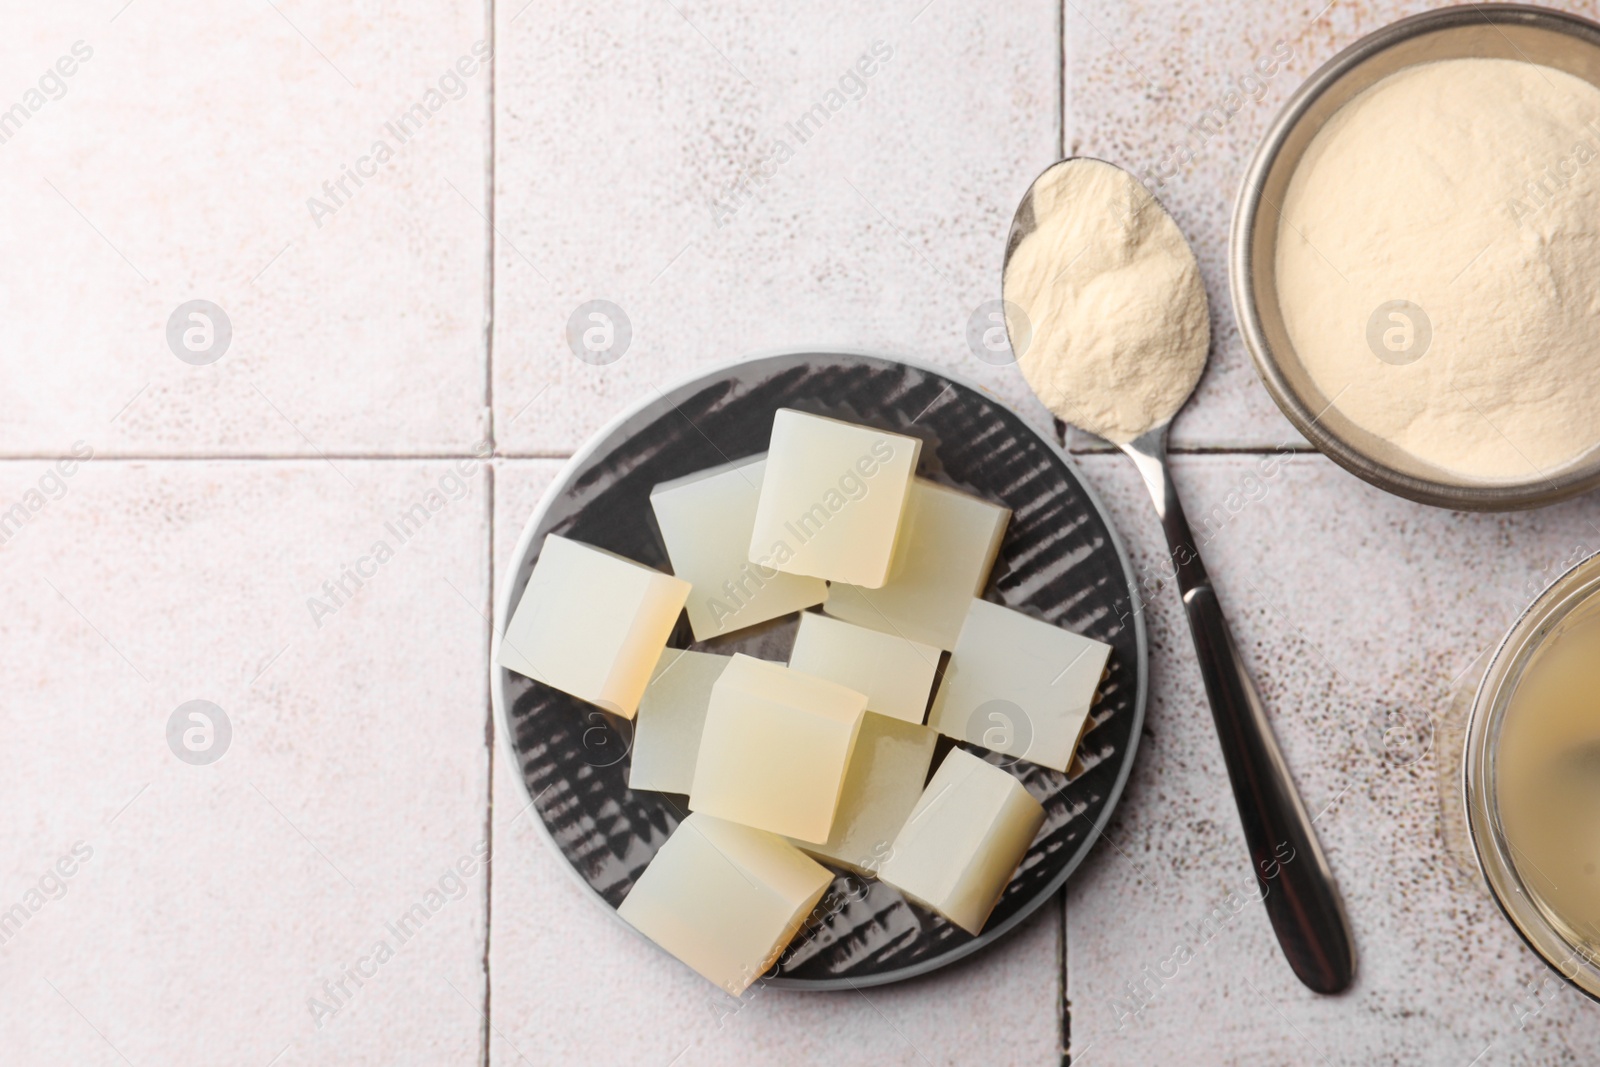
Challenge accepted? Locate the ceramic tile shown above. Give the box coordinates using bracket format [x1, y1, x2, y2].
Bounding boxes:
[0, 458, 491, 1065]
[0, 2, 489, 457]
[492, 1, 1064, 456]
[1064, 450, 1600, 1064]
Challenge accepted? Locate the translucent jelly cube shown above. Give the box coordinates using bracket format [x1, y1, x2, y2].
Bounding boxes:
[651, 457, 827, 640]
[748, 409, 921, 589]
[878, 748, 1045, 935]
[618, 813, 832, 995]
[789, 711, 937, 874]
[628, 649, 729, 795]
[787, 611, 938, 724]
[497, 534, 690, 719]
[926, 598, 1111, 772]
[826, 478, 1010, 650]
[689, 654, 867, 843]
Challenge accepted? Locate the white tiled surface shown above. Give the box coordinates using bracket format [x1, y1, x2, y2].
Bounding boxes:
[0, 2, 489, 456]
[7, 1, 1600, 1065]
[0, 460, 490, 1065]
[491, 1, 1063, 453]
[1065, 454, 1600, 1065]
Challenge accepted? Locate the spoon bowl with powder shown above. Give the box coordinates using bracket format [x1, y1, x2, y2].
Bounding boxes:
[1003, 157, 1356, 994]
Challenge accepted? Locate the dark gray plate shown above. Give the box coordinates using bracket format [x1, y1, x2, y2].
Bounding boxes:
[491, 350, 1148, 990]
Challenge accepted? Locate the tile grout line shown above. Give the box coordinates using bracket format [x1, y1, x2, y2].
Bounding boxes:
[483, 0, 498, 459]
[481, 0, 498, 1063]
[1058, 0, 1068, 160]
[480, 463, 497, 1067]
[0, 445, 1324, 463]
[1058, 2, 1071, 1062]
[0, 452, 513, 462]
[1059, 890, 1070, 1067]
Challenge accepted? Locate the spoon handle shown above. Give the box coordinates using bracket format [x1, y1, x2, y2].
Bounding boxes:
[1121, 430, 1356, 994]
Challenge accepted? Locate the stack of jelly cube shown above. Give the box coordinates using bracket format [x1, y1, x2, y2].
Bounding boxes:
[498, 409, 1112, 994]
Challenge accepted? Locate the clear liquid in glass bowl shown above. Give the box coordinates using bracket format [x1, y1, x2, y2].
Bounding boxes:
[1496, 608, 1600, 952]
[1464, 551, 1600, 998]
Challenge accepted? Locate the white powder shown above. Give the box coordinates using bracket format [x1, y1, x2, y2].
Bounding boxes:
[1003, 159, 1210, 443]
[1277, 58, 1600, 482]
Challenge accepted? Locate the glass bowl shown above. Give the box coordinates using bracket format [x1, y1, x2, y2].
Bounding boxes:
[1230, 4, 1600, 511]
[1463, 549, 1600, 1000]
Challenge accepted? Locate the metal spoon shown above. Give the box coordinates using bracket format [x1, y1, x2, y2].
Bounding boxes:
[1003, 158, 1356, 995]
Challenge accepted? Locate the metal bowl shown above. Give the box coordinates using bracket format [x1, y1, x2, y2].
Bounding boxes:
[1230, 3, 1600, 511]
